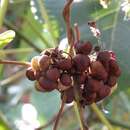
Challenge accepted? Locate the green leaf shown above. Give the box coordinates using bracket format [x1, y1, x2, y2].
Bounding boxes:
[0, 30, 15, 49]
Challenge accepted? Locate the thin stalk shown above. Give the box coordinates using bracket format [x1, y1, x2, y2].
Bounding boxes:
[0, 111, 11, 130]
[74, 102, 85, 130]
[26, 17, 51, 48]
[63, 0, 85, 129]
[0, 69, 25, 86]
[37, 0, 57, 45]
[91, 103, 114, 130]
[4, 19, 42, 53]
[0, 48, 33, 55]
[73, 23, 86, 130]
[53, 94, 66, 130]
[36, 106, 73, 130]
[63, 0, 74, 55]
[0, 59, 30, 67]
[74, 23, 80, 42]
[0, 0, 9, 27]
[73, 80, 87, 130]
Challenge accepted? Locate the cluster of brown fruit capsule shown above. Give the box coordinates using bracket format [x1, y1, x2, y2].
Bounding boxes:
[26, 41, 121, 106]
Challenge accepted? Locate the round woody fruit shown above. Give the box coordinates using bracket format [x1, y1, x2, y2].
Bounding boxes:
[38, 77, 58, 91]
[26, 67, 36, 81]
[73, 54, 90, 72]
[38, 55, 51, 71]
[46, 68, 60, 82]
[97, 51, 110, 63]
[75, 41, 92, 55]
[107, 75, 117, 87]
[86, 77, 104, 93]
[56, 58, 72, 70]
[85, 92, 97, 105]
[90, 61, 108, 81]
[96, 85, 110, 102]
[109, 59, 121, 77]
[61, 87, 74, 104]
[31, 56, 40, 71]
[60, 73, 72, 86]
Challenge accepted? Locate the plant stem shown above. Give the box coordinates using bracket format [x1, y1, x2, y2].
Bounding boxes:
[0, 59, 30, 67]
[74, 102, 85, 130]
[63, 1, 86, 129]
[37, 0, 57, 46]
[26, 17, 51, 48]
[91, 103, 114, 130]
[0, 0, 9, 28]
[0, 69, 25, 86]
[73, 80, 87, 130]
[53, 94, 66, 130]
[63, 0, 74, 55]
[74, 23, 80, 42]
[0, 111, 11, 130]
[4, 19, 42, 53]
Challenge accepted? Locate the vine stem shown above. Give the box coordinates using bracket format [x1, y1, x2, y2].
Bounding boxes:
[74, 23, 80, 42]
[53, 94, 66, 130]
[74, 102, 85, 130]
[73, 80, 87, 130]
[0, 59, 30, 67]
[63, 0, 86, 130]
[63, 0, 75, 55]
[73, 23, 87, 130]
[0, 69, 25, 86]
[91, 103, 114, 130]
[0, 0, 9, 28]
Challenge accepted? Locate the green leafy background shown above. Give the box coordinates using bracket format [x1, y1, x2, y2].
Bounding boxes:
[0, 0, 130, 130]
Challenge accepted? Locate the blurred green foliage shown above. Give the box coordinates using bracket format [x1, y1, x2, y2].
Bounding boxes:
[0, 0, 130, 130]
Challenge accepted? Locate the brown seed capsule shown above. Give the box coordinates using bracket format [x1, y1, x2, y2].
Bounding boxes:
[73, 54, 90, 72]
[86, 77, 104, 93]
[38, 55, 51, 71]
[61, 87, 74, 104]
[56, 58, 72, 70]
[96, 85, 110, 102]
[109, 59, 121, 77]
[85, 92, 97, 105]
[26, 67, 36, 81]
[90, 61, 108, 81]
[107, 75, 117, 87]
[46, 68, 60, 82]
[35, 81, 45, 92]
[40, 48, 55, 56]
[97, 51, 110, 63]
[31, 56, 40, 71]
[38, 77, 58, 91]
[42, 50, 51, 56]
[60, 73, 72, 86]
[75, 41, 92, 55]
[34, 70, 41, 80]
